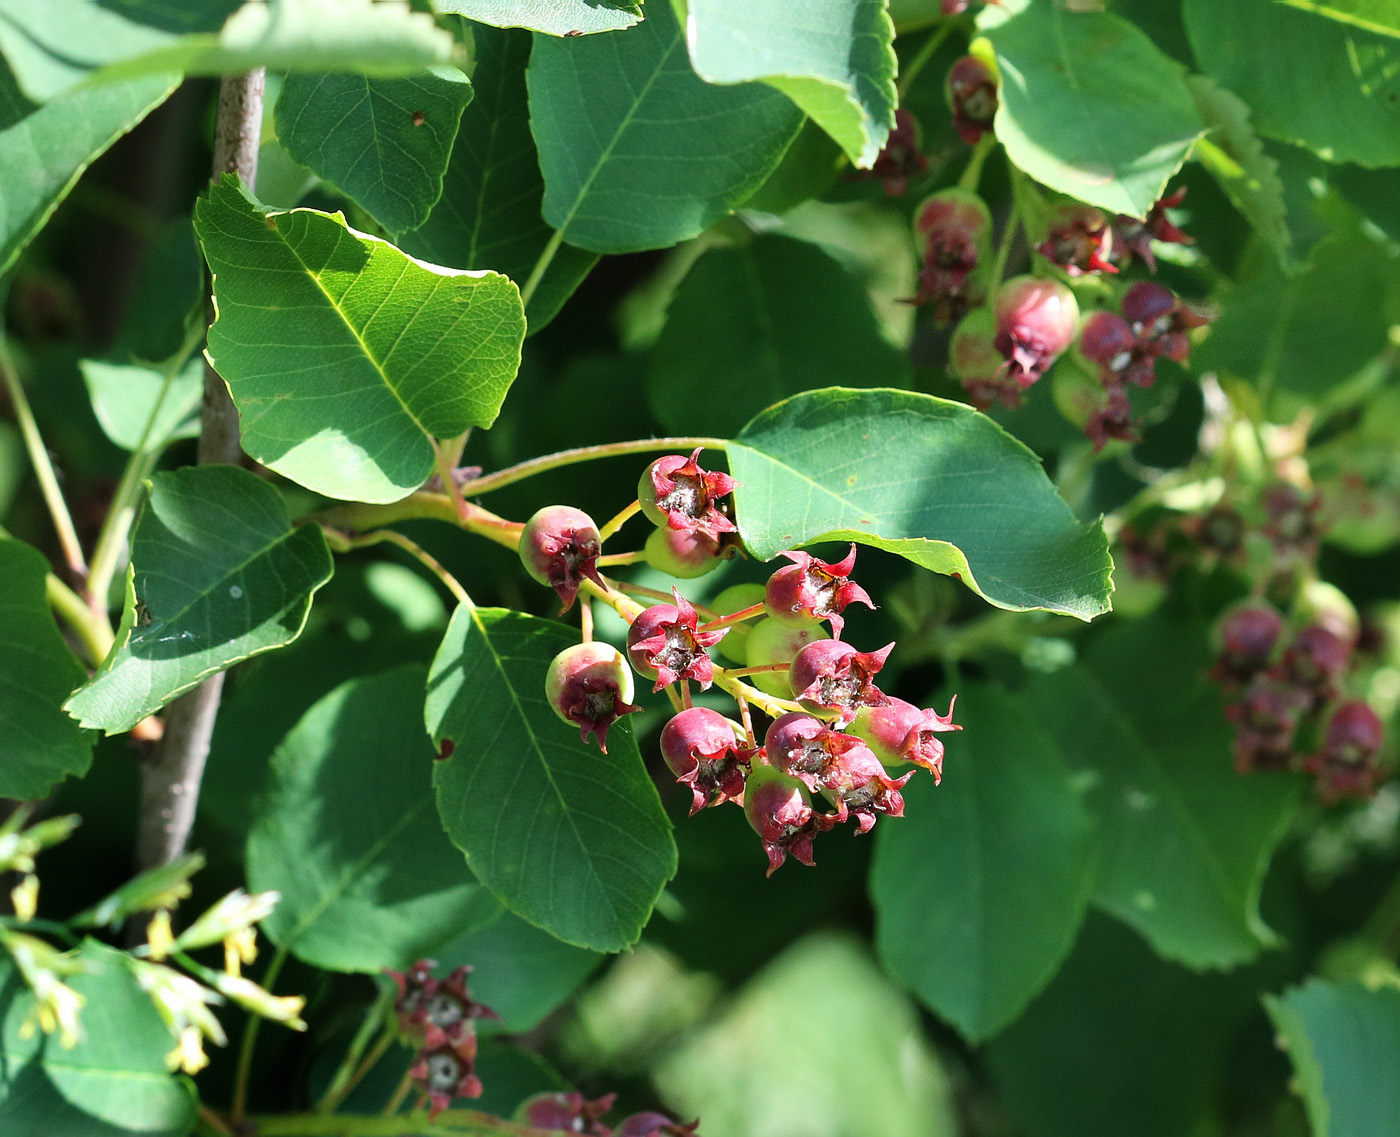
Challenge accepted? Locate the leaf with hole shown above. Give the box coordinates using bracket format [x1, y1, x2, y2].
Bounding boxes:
[196, 177, 526, 503]
[64, 466, 334, 734]
[426, 605, 676, 952]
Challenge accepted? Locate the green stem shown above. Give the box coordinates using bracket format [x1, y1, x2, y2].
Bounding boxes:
[46, 573, 115, 666]
[330, 529, 472, 608]
[381, 1068, 416, 1117]
[231, 944, 288, 1124]
[519, 229, 564, 309]
[598, 500, 642, 545]
[898, 20, 958, 99]
[1361, 867, 1400, 957]
[327, 1025, 398, 1115]
[956, 134, 995, 194]
[87, 319, 206, 608]
[316, 987, 395, 1114]
[712, 673, 801, 722]
[699, 602, 766, 633]
[0, 916, 79, 946]
[0, 336, 87, 579]
[311, 494, 523, 550]
[597, 551, 643, 567]
[461, 437, 728, 497]
[988, 195, 1022, 295]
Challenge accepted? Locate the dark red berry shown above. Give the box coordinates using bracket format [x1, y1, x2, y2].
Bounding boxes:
[860, 107, 929, 197]
[1110, 187, 1193, 272]
[518, 1092, 616, 1135]
[788, 638, 893, 721]
[1211, 602, 1284, 688]
[409, 1024, 482, 1120]
[946, 54, 998, 145]
[1306, 700, 1386, 801]
[660, 707, 752, 814]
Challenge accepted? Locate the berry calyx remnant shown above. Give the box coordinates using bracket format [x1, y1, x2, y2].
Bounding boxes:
[639, 449, 736, 538]
[627, 592, 728, 691]
[763, 545, 875, 637]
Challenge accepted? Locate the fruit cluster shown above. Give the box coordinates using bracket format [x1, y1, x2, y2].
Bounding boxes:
[1118, 483, 1389, 802]
[388, 959, 497, 1118]
[523, 451, 959, 875]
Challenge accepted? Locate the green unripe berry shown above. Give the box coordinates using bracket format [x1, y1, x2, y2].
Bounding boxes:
[712, 583, 766, 666]
[643, 526, 726, 579]
[743, 617, 829, 698]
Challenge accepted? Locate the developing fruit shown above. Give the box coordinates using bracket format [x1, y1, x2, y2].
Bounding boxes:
[787, 638, 893, 721]
[763, 546, 874, 636]
[911, 188, 993, 320]
[711, 582, 767, 665]
[993, 276, 1079, 394]
[946, 54, 998, 144]
[626, 593, 727, 690]
[850, 697, 960, 782]
[545, 642, 640, 752]
[745, 618, 829, 698]
[643, 526, 727, 579]
[659, 707, 752, 814]
[1038, 204, 1117, 276]
[639, 449, 736, 537]
[519, 505, 603, 613]
[743, 765, 836, 876]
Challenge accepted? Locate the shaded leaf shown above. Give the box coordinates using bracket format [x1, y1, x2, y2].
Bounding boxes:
[528, 0, 804, 253]
[648, 234, 908, 436]
[0, 0, 455, 103]
[247, 667, 501, 973]
[400, 24, 597, 331]
[0, 940, 195, 1135]
[79, 357, 202, 453]
[985, 914, 1271, 1137]
[432, 910, 602, 1034]
[0, 60, 175, 277]
[426, 605, 676, 952]
[980, 1, 1204, 218]
[871, 683, 1096, 1041]
[1195, 231, 1394, 409]
[655, 934, 956, 1137]
[1265, 979, 1400, 1137]
[275, 66, 473, 236]
[65, 466, 334, 734]
[1025, 616, 1299, 969]
[1186, 0, 1400, 167]
[686, 0, 897, 167]
[197, 177, 525, 503]
[436, 0, 641, 36]
[727, 387, 1114, 619]
[0, 540, 93, 801]
[1187, 75, 1292, 268]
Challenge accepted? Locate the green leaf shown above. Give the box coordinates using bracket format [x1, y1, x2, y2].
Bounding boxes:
[247, 667, 501, 973]
[196, 177, 526, 503]
[985, 914, 1271, 1137]
[79, 357, 202, 453]
[871, 683, 1096, 1041]
[727, 388, 1114, 620]
[0, 0, 455, 103]
[1277, 0, 1400, 40]
[436, 0, 642, 36]
[275, 66, 473, 237]
[432, 910, 602, 1034]
[648, 235, 909, 436]
[0, 540, 93, 801]
[528, 0, 805, 253]
[1024, 615, 1299, 969]
[685, 0, 897, 167]
[400, 24, 598, 331]
[64, 466, 334, 734]
[1187, 75, 1292, 268]
[979, 2, 1204, 218]
[0, 940, 196, 1135]
[0, 60, 175, 277]
[1186, 0, 1400, 167]
[655, 934, 956, 1137]
[1195, 231, 1394, 409]
[1265, 979, 1400, 1137]
[425, 605, 676, 952]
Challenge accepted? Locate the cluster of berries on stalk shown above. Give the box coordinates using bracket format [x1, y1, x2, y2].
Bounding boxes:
[388, 959, 497, 1118]
[526, 450, 959, 875]
[1119, 482, 1389, 802]
[387, 962, 699, 1132]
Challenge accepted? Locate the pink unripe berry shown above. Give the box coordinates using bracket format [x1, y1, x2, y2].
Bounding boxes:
[911, 189, 993, 319]
[519, 505, 602, 613]
[660, 706, 751, 814]
[994, 276, 1079, 387]
[763, 545, 874, 637]
[946, 54, 998, 145]
[1212, 602, 1284, 687]
[626, 593, 727, 690]
[544, 642, 639, 753]
[849, 697, 959, 783]
[743, 764, 833, 876]
[639, 448, 736, 538]
[788, 638, 893, 721]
